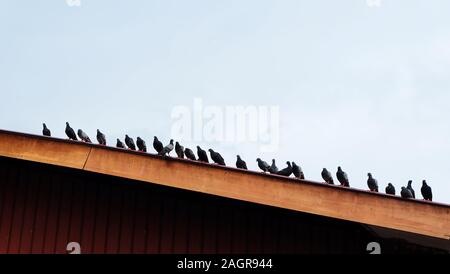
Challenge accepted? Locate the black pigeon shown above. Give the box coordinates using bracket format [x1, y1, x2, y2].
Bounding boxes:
[236, 155, 247, 170]
[125, 135, 136, 150]
[407, 180, 415, 199]
[96, 129, 106, 145]
[277, 161, 293, 177]
[268, 159, 278, 174]
[401, 187, 413, 199]
[65, 122, 78, 141]
[116, 139, 126, 149]
[256, 158, 270, 172]
[421, 180, 432, 201]
[321, 168, 334, 184]
[336, 166, 350, 187]
[184, 148, 196, 160]
[159, 139, 174, 156]
[209, 149, 226, 166]
[292, 162, 305, 179]
[153, 136, 163, 154]
[77, 129, 92, 143]
[367, 173, 379, 192]
[136, 137, 147, 152]
[385, 183, 396, 195]
[197, 146, 209, 163]
[42, 123, 51, 137]
[175, 142, 184, 158]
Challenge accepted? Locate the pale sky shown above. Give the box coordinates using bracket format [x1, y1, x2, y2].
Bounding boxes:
[0, 0, 449, 203]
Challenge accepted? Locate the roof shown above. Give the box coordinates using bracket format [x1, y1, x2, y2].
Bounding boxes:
[0, 129, 449, 240]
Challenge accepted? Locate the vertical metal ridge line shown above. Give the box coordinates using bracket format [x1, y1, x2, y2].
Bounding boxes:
[102, 180, 112, 254]
[90, 182, 101, 253]
[6, 166, 22, 253]
[27, 168, 42, 253]
[130, 189, 138, 254]
[157, 198, 164, 254]
[78, 179, 87, 251]
[17, 166, 36, 254]
[16, 170, 30, 254]
[170, 197, 178, 254]
[116, 187, 125, 253]
[142, 190, 151, 253]
[0, 161, 8, 240]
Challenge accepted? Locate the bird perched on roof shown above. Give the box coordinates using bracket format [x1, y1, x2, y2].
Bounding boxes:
[159, 139, 174, 156]
[268, 159, 278, 174]
[401, 187, 413, 199]
[336, 166, 350, 187]
[292, 162, 304, 179]
[175, 142, 184, 158]
[77, 129, 92, 143]
[277, 161, 293, 177]
[367, 173, 379, 192]
[65, 122, 77, 141]
[236, 155, 247, 170]
[256, 158, 270, 173]
[184, 148, 196, 160]
[97, 129, 106, 145]
[385, 183, 396, 195]
[421, 180, 432, 201]
[197, 146, 209, 163]
[42, 123, 51, 137]
[116, 139, 126, 149]
[407, 180, 415, 199]
[209, 149, 226, 166]
[125, 135, 136, 150]
[136, 137, 147, 152]
[153, 136, 163, 154]
[321, 168, 334, 184]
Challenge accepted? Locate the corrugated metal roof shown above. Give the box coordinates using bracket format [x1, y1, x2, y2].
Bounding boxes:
[0, 129, 449, 240]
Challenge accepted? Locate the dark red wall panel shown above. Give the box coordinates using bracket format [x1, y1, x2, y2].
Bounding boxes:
[0, 156, 446, 254]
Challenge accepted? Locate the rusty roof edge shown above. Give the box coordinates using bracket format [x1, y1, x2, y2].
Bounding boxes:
[1, 128, 449, 209]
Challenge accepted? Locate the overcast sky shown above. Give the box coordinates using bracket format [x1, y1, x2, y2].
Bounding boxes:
[0, 0, 449, 203]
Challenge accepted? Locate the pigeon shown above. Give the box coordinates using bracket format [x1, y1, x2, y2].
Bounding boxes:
[321, 168, 334, 184]
[96, 129, 106, 145]
[407, 180, 415, 199]
[292, 162, 305, 179]
[367, 173, 379, 192]
[421, 180, 432, 201]
[401, 187, 413, 199]
[277, 161, 293, 177]
[77, 129, 92, 143]
[209, 149, 226, 166]
[385, 183, 396, 195]
[42, 123, 51, 137]
[175, 142, 184, 158]
[125, 135, 136, 150]
[116, 139, 126, 149]
[256, 158, 270, 173]
[184, 148, 196, 160]
[236, 155, 247, 170]
[336, 166, 350, 187]
[159, 139, 174, 156]
[153, 136, 163, 154]
[65, 122, 78, 141]
[136, 137, 147, 152]
[197, 146, 209, 163]
[268, 159, 278, 174]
